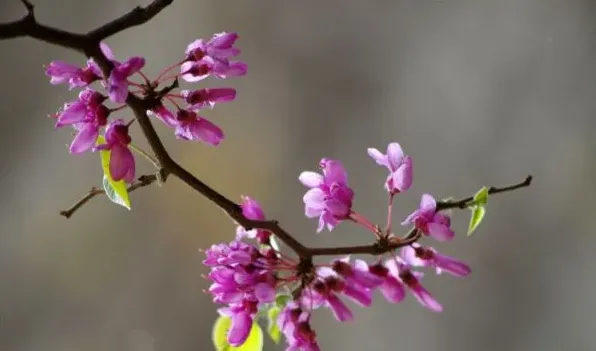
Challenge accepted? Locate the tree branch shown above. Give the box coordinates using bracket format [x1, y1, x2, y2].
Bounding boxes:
[436, 175, 533, 210]
[0, 0, 533, 260]
[59, 171, 166, 218]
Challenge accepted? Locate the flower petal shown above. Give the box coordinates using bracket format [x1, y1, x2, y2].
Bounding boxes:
[228, 312, 253, 346]
[367, 148, 388, 167]
[386, 142, 404, 170]
[69, 124, 99, 154]
[109, 145, 135, 182]
[426, 223, 455, 241]
[299, 171, 324, 188]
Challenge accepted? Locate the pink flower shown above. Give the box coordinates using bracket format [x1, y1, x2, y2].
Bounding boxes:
[204, 241, 279, 346]
[299, 158, 354, 232]
[173, 110, 224, 145]
[236, 196, 271, 245]
[185, 32, 241, 62]
[367, 142, 413, 193]
[182, 88, 237, 110]
[367, 262, 406, 304]
[180, 56, 247, 82]
[402, 193, 455, 241]
[107, 56, 145, 103]
[53, 89, 109, 154]
[386, 258, 443, 312]
[147, 104, 177, 128]
[44, 60, 101, 89]
[278, 303, 321, 351]
[94, 119, 135, 183]
[401, 244, 471, 277]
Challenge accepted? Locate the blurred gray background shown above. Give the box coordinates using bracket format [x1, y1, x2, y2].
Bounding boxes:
[0, 0, 594, 350]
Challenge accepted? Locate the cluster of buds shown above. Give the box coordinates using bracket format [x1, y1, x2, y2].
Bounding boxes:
[203, 142, 471, 351]
[45, 32, 246, 182]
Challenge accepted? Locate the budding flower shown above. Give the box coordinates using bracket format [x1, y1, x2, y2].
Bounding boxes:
[402, 194, 455, 241]
[299, 158, 354, 232]
[180, 56, 247, 82]
[368, 142, 413, 194]
[182, 88, 237, 110]
[236, 196, 271, 245]
[185, 32, 241, 62]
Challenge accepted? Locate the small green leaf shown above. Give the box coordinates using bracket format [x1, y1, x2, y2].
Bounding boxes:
[97, 136, 131, 210]
[212, 315, 263, 351]
[473, 186, 489, 206]
[467, 206, 486, 235]
[267, 307, 281, 344]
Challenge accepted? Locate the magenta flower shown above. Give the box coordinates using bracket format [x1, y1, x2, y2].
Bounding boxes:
[173, 110, 224, 145]
[54, 89, 109, 154]
[402, 193, 455, 241]
[366, 261, 406, 304]
[44, 60, 102, 89]
[386, 257, 443, 312]
[180, 56, 247, 82]
[204, 241, 278, 346]
[331, 257, 384, 289]
[94, 119, 135, 183]
[401, 244, 471, 277]
[185, 32, 241, 62]
[147, 104, 177, 128]
[299, 158, 355, 232]
[182, 88, 237, 110]
[107, 57, 145, 103]
[278, 304, 320, 351]
[367, 142, 413, 193]
[236, 196, 271, 245]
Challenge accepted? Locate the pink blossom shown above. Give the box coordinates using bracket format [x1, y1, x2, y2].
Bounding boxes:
[367, 142, 413, 193]
[180, 56, 247, 82]
[402, 193, 455, 241]
[185, 32, 241, 62]
[386, 258, 443, 312]
[94, 119, 135, 183]
[173, 110, 224, 145]
[44, 60, 101, 89]
[401, 244, 471, 277]
[53, 89, 109, 154]
[278, 303, 321, 351]
[182, 88, 236, 110]
[299, 158, 354, 232]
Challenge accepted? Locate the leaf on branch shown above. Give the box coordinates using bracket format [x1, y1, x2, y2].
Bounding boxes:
[473, 186, 489, 206]
[212, 315, 263, 351]
[467, 205, 486, 235]
[98, 136, 131, 210]
[266, 306, 282, 344]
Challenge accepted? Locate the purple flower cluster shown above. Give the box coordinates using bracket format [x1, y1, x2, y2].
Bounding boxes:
[45, 32, 246, 182]
[203, 148, 471, 350]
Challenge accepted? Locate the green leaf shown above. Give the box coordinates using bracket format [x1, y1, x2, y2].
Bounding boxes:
[97, 136, 131, 210]
[467, 206, 486, 235]
[473, 186, 489, 206]
[266, 307, 281, 344]
[212, 315, 263, 351]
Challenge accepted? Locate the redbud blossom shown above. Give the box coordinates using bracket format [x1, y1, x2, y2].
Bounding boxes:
[386, 257, 443, 312]
[204, 241, 280, 346]
[173, 110, 224, 145]
[368, 142, 413, 193]
[185, 32, 241, 62]
[402, 194, 455, 241]
[401, 243, 471, 277]
[54, 88, 109, 154]
[44, 60, 102, 89]
[182, 88, 236, 110]
[299, 158, 354, 232]
[180, 56, 247, 82]
[94, 119, 135, 183]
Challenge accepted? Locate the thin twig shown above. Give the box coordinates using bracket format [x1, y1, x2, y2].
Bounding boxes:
[60, 172, 165, 218]
[436, 175, 533, 210]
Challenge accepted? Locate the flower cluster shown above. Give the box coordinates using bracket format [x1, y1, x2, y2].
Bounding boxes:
[203, 143, 471, 351]
[45, 32, 246, 183]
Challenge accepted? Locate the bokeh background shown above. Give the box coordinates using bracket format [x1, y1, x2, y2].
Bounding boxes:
[1, 0, 595, 350]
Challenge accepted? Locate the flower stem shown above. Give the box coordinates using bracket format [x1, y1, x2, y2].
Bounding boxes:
[129, 143, 160, 169]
